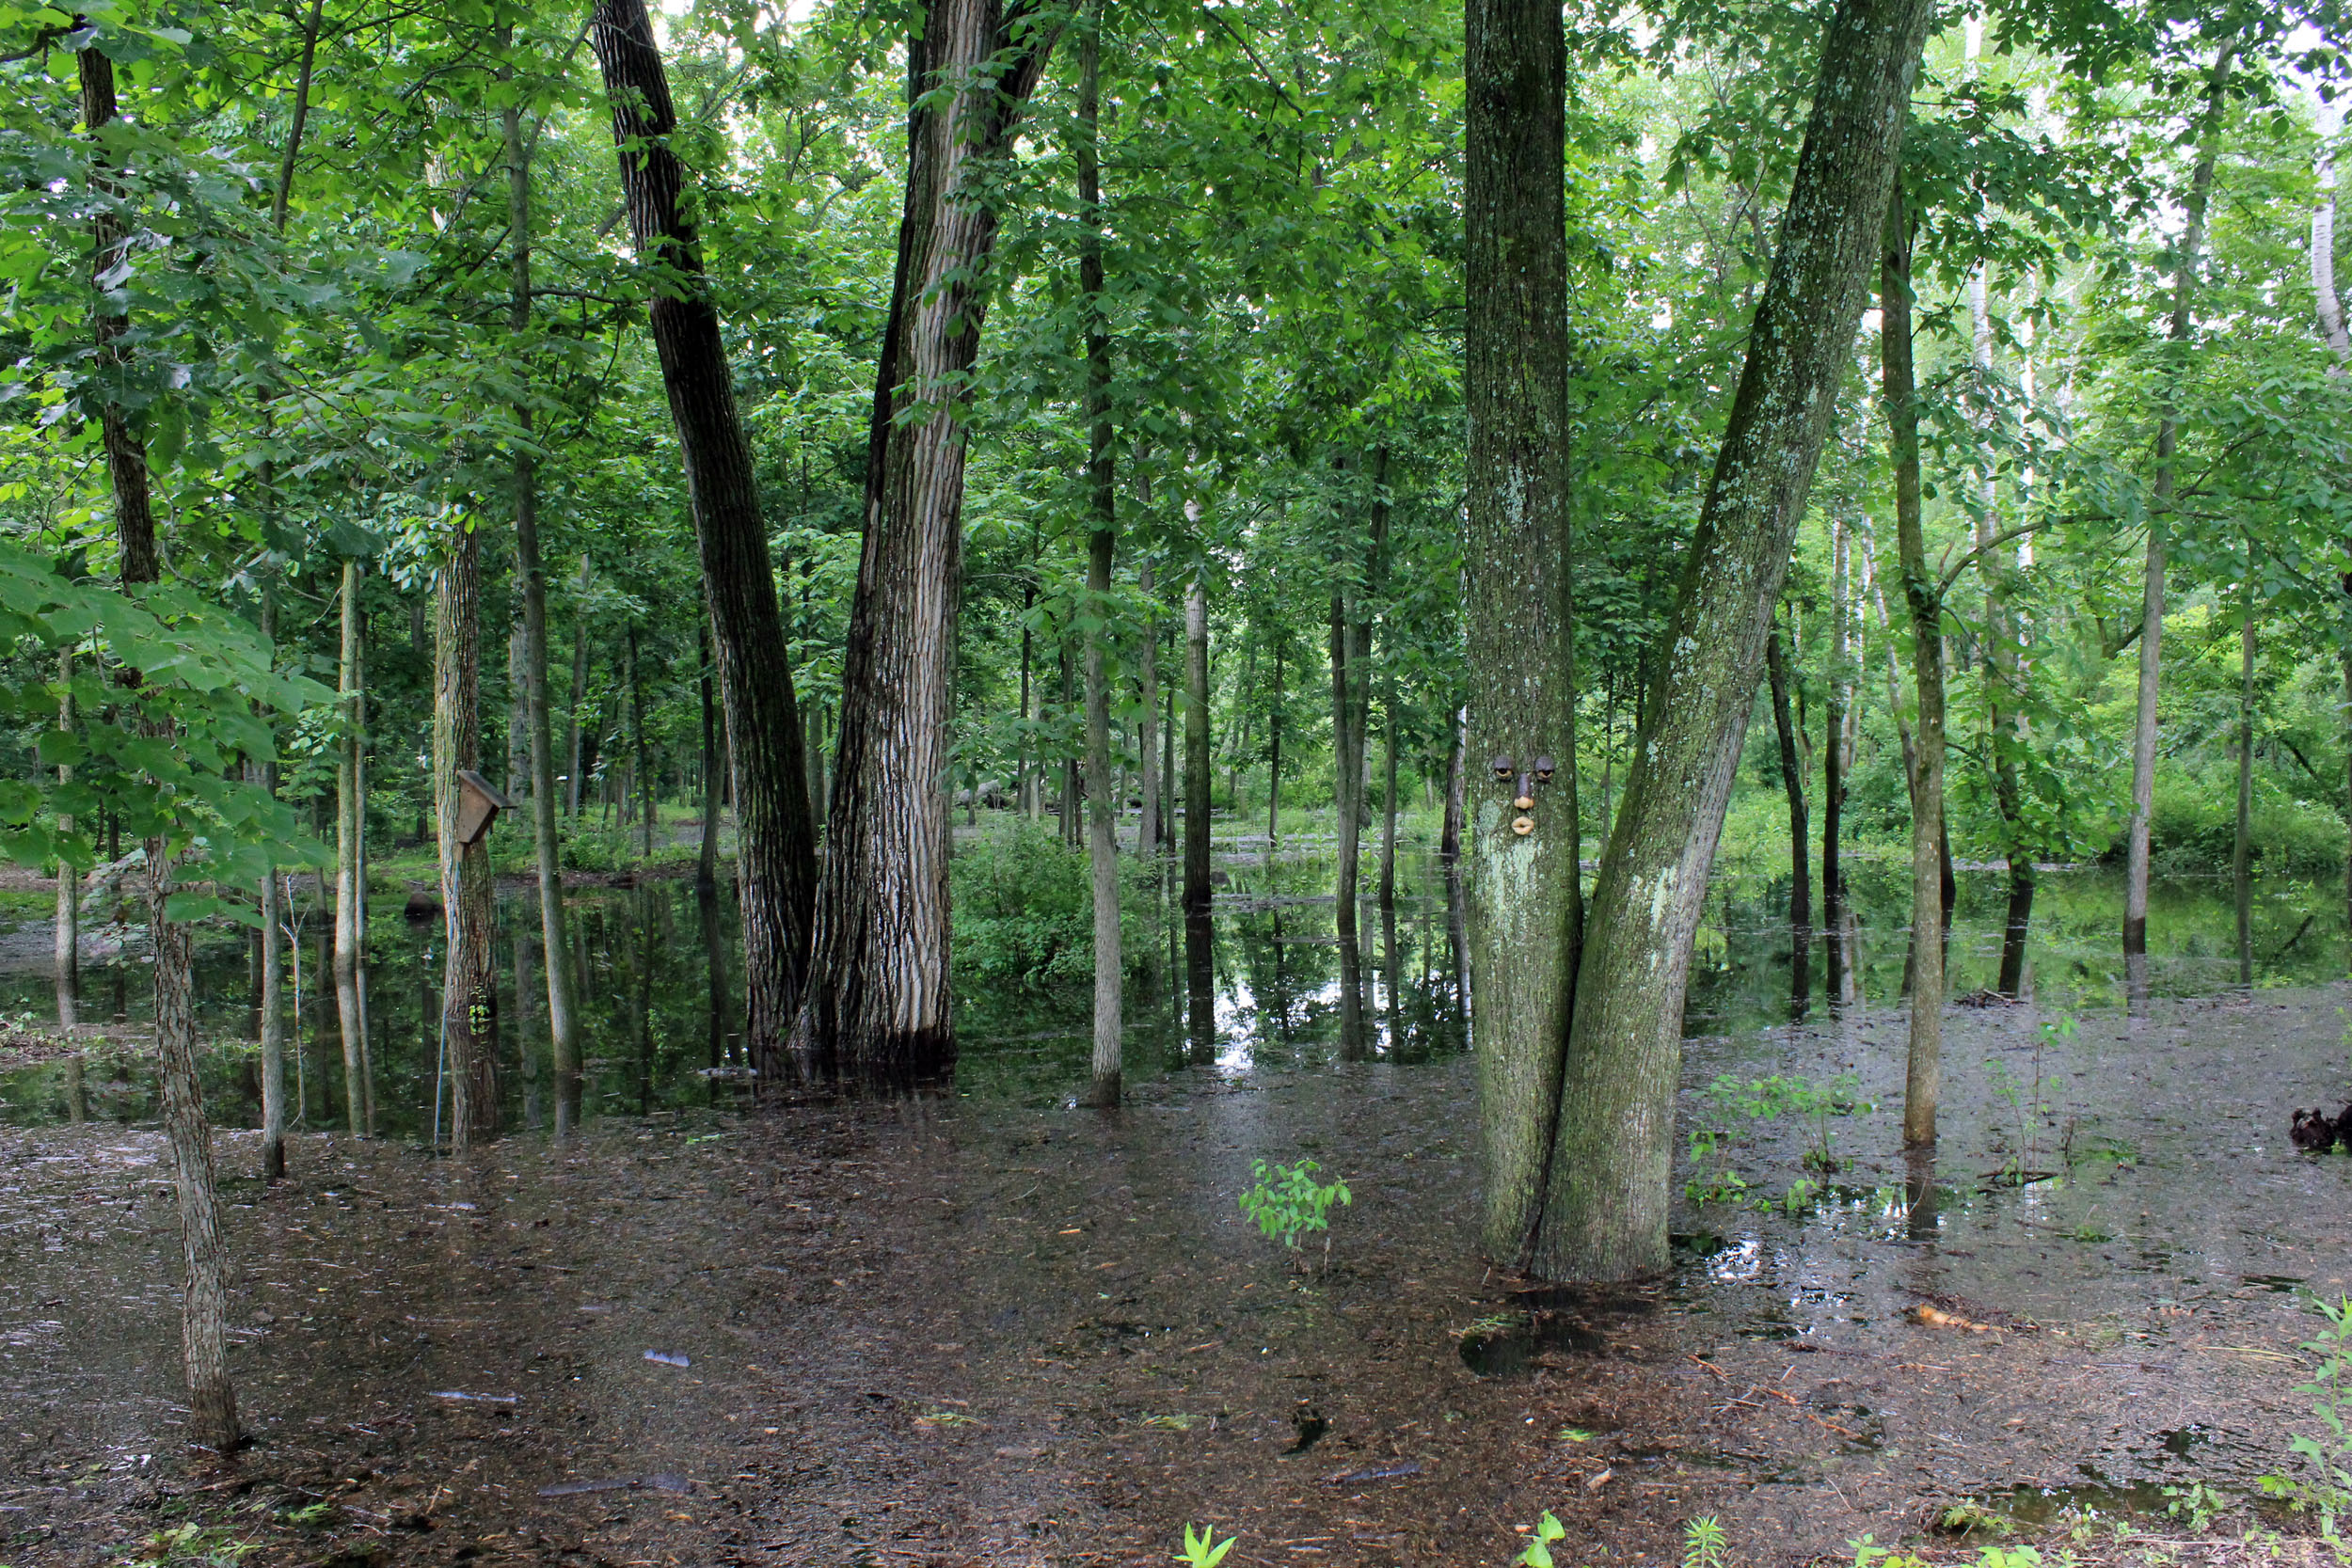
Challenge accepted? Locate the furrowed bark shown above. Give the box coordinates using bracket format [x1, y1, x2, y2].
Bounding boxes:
[436, 520, 499, 1147]
[591, 0, 819, 1079]
[1884, 205, 1945, 1147]
[796, 0, 1059, 1083]
[1528, 0, 1932, 1279]
[2124, 43, 2233, 992]
[1466, 0, 1584, 1264]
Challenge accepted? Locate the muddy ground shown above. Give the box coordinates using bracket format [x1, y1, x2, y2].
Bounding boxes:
[6, 983, 2352, 1567]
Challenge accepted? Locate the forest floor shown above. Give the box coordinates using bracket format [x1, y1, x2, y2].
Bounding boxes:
[5, 985, 2352, 1568]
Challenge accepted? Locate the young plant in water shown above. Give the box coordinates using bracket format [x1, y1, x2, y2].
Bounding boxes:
[1238, 1159, 1351, 1259]
[2259, 1292, 2352, 1543]
[1708, 1071, 1867, 1174]
[1176, 1523, 1236, 1566]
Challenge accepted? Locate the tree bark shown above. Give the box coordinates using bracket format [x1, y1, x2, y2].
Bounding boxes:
[793, 0, 1060, 1084]
[1378, 675, 1399, 909]
[1184, 573, 1214, 913]
[2315, 130, 2348, 372]
[1883, 203, 1945, 1147]
[2124, 42, 2233, 990]
[1822, 514, 1850, 994]
[1078, 11, 1122, 1107]
[1440, 705, 1465, 860]
[334, 559, 368, 1136]
[436, 521, 500, 1147]
[1764, 616, 1812, 1007]
[2234, 558, 2255, 988]
[84, 40, 237, 1447]
[55, 650, 80, 1035]
[592, 0, 820, 1081]
[1464, 0, 1587, 1264]
[1265, 639, 1282, 850]
[698, 618, 722, 889]
[1526, 0, 1932, 1278]
[566, 592, 589, 821]
[629, 626, 654, 855]
[1329, 591, 1361, 937]
[1137, 562, 1160, 858]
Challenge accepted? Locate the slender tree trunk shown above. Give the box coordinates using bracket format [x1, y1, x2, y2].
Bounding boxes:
[1822, 513, 1850, 993]
[1464, 0, 1586, 1264]
[436, 520, 499, 1147]
[567, 584, 589, 821]
[629, 626, 654, 855]
[698, 618, 722, 890]
[334, 559, 368, 1136]
[2315, 127, 2349, 372]
[1138, 562, 1160, 858]
[1378, 676, 1399, 909]
[1884, 203, 1946, 1147]
[592, 0, 820, 1080]
[1764, 618, 1812, 1002]
[1184, 574, 1214, 913]
[1077, 12, 1122, 1106]
[1019, 581, 1036, 818]
[1527, 0, 1932, 1278]
[1061, 646, 1080, 849]
[1266, 639, 1283, 850]
[506, 612, 529, 801]
[55, 650, 80, 1034]
[2235, 560, 2256, 988]
[2125, 43, 2233, 993]
[505, 83, 581, 1131]
[793, 0, 1060, 1084]
[1440, 705, 1465, 860]
[1329, 592, 1360, 939]
[83, 40, 236, 1448]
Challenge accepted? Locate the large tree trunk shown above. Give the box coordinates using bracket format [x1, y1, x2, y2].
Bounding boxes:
[1077, 13, 1122, 1107]
[83, 40, 237, 1449]
[1524, 0, 1932, 1279]
[1184, 574, 1213, 913]
[2124, 43, 2233, 995]
[1463, 0, 1585, 1265]
[591, 0, 819, 1082]
[1764, 617, 1811, 1011]
[334, 559, 368, 1136]
[1883, 205, 1946, 1147]
[793, 0, 1059, 1084]
[436, 522, 500, 1147]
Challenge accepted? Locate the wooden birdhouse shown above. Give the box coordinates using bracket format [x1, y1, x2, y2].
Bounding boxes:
[455, 769, 511, 847]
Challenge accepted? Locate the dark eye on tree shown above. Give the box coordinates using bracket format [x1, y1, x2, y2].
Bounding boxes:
[1489, 755, 1514, 778]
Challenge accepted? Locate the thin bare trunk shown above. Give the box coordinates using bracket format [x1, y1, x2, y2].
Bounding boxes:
[334, 559, 367, 1136]
[1078, 11, 1121, 1106]
[1184, 574, 1213, 913]
[2235, 561, 2255, 988]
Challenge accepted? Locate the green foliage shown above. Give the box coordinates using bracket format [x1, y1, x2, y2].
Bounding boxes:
[1236, 1158, 1351, 1249]
[1176, 1523, 1236, 1567]
[1707, 1071, 1867, 1175]
[948, 824, 1102, 990]
[2259, 1294, 2352, 1544]
[1517, 1511, 1568, 1568]
[1683, 1516, 1728, 1568]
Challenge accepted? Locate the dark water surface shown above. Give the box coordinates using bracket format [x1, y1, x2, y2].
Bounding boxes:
[3, 840, 2350, 1566]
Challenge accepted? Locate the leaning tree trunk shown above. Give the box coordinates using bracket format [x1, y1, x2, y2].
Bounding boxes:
[591, 0, 818, 1081]
[81, 39, 237, 1450]
[1077, 12, 1122, 1107]
[1526, 0, 1933, 1279]
[1883, 205, 1946, 1147]
[435, 520, 500, 1147]
[2124, 43, 2233, 997]
[796, 0, 1059, 1083]
[1465, 0, 1586, 1265]
[1184, 574, 1214, 913]
[333, 558, 368, 1136]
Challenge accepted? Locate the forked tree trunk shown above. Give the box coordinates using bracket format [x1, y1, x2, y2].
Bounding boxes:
[82, 40, 237, 1449]
[1883, 205, 1946, 1147]
[1464, 0, 1585, 1264]
[1525, 0, 1932, 1278]
[436, 521, 499, 1147]
[1184, 575, 1214, 913]
[2124, 43, 2233, 994]
[1077, 12, 1122, 1107]
[793, 0, 1059, 1085]
[592, 0, 819, 1079]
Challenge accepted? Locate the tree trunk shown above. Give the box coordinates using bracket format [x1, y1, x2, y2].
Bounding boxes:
[567, 582, 589, 821]
[506, 79, 581, 1130]
[793, 0, 1060, 1084]
[1884, 203, 1946, 1148]
[1078, 12, 1121, 1107]
[1138, 562, 1160, 858]
[55, 650, 80, 1034]
[84, 40, 237, 1447]
[592, 0, 820, 1080]
[2124, 43, 2233, 992]
[699, 618, 722, 890]
[1378, 675, 1400, 909]
[1526, 0, 1932, 1278]
[629, 626, 654, 855]
[1184, 574, 1213, 913]
[1440, 705, 1465, 860]
[2234, 559, 2255, 988]
[1329, 591, 1361, 939]
[435, 520, 500, 1147]
[1464, 0, 1585, 1264]
[1061, 646, 1080, 849]
[1019, 580, 1036, 818]
[1764, 617, 1812, 1005]
[334, 559, 368, 1136]
[2315, 124, 2349, 372]
[1267, 639, 1283, 850]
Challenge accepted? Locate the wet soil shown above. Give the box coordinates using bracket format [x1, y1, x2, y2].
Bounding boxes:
[8, 975, 2352, 1567]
